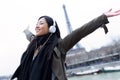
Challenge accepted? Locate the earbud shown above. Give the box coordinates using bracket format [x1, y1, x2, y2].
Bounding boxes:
[49, 20, 56, 33]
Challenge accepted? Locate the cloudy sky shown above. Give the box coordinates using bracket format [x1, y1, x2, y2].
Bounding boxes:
[0, 0, 120, 76]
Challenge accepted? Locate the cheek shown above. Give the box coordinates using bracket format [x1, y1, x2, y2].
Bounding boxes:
[43, 27, 49, 34]
[38, 27, 49, 35]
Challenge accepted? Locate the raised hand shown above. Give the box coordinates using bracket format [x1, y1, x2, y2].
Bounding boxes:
[104, 8, 120, 17]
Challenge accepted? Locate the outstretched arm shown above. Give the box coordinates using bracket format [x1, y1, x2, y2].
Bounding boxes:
[60, 9, 120, 52]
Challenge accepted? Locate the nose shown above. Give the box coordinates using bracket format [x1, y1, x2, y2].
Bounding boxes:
[35, 24, 40, 30]
[36, 23, 39, 26]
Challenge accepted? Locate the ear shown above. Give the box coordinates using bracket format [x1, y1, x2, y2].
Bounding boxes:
[49, 20, 56, 33]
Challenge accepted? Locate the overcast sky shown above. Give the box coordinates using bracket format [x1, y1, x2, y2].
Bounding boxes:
[0, 0, 120, 76]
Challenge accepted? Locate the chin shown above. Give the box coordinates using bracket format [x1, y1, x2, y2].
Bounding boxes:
[36, 33, 41, 36]
[36, 32, 48, 36]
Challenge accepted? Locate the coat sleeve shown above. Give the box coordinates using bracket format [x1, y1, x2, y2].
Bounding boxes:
[23, 29, 35, 42]
[60, 14, 109, 52]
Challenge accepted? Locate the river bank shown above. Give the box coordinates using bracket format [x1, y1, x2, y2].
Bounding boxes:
[68, 71, 120, 80]
[66, 61, 120, 77]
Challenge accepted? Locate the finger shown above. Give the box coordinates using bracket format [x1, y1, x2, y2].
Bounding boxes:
[26, 25, 30, 30]
[108, 8, 112, 12]
[115, 10, 120, 13]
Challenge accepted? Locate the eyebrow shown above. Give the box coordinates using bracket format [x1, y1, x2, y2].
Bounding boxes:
[39, 20, 45, 23]
[37, 21, 43, 24]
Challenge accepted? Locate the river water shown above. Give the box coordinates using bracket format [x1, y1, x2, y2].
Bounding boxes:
[68, 71, 120, 80]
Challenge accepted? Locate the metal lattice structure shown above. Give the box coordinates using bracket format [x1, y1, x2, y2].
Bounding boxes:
[62, 4, 81, 49]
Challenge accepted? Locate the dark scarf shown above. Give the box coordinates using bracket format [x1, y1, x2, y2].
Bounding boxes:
[11, 33, 59, 80]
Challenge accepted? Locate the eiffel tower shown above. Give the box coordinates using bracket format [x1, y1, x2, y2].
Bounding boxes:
[62, 4, 85, 51]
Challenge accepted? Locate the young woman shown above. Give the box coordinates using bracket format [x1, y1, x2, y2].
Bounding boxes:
[11, 9, 120, 80]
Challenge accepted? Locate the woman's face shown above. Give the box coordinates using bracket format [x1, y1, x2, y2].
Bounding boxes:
[35, 18, 49, 36]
